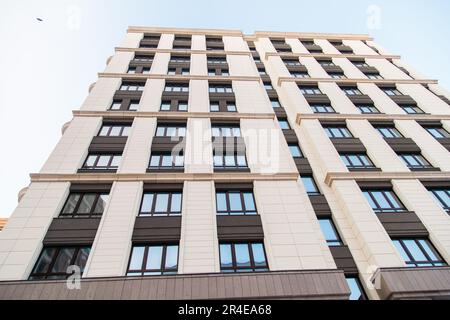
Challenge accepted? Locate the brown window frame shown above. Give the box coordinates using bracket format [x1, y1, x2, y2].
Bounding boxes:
[160, 100, 188, 112]
[139, 191, 182, 217]
[362, 189, 407, 213]
[60, 192, 109, 218]
[148, 152, 184, 170]
[98, 124, 131, 137]
[82, 154, 122, 171]
[126, 244, 179, 276]
[216, 190, 257, 216]
[393, 238, 446, 267]
[219, 242, 269, 273]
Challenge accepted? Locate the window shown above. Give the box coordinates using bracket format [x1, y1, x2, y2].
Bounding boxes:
[164, 83, 189, 92]
[400, 104, 425, 114]
[376, 127, 403, 138]
[120, 82, 145, 91]
[341, 153, 376, 170]
[258, 68, 267, 75]
[110, 101, 123, 110]
[299, 86, 322, 95]
[356, 104, 380, 114]
[318, 60, 335, 67]
[288, 144, 303, 157]
[429, 189, 450, 214]
[341, 86, 363, 96]
[381, 87, 402, 96]
[61, 193, 109, 217]
[211, 126, 241, 137]
[318, 218, 343, 246]
[301, 176, 320, 195]
[346, 277, 367, 300]
[83, 154, 122, 171]
[366, 73, 383, 79]
[160, 100, 188, 112]
[310, 104, 335, 113]
[167, 68, 176, 75]
[324, 126, 352, 138]
[362, 189, 407, 213]
[292, 71, 310, 78]
[134, 55, 154, 62]
[283, 59, 301, 66]
[352, 61, 369, 68]
[278, 119, 290, 130]
[399, 153, 433, 169]
[127, 244, 179, 276]
[29, 246, 91, 280]
[271, 99, 281, 108]
[219, 242, 268, 272]
[139, 191, 182, 216]
[216, 190, 257, 215]
[213, 153, 248, 170]
[98, 124, 131, 137]
[170, 56, 190, 63]
[209, 84, 233, 93]
[127, 67, 136, 74]
[142, 67, 151, 74]
[207, 57, 227, 64]
[329, 72, 346, 79]
[210, 101, 236, 112]
[264, 83, 274, 90]
[149, 152, 184, 170]
[425, 127, 450, 139]
[253, 56, 261, 63]
[392, 239, 446, 267]
[301, 40, 315, 46]
[155, 124, 186, 137]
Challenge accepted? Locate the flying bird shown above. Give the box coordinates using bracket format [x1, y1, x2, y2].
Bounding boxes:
[36, 18, 43, 22]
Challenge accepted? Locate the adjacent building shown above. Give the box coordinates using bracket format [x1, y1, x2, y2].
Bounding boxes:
[0, 26, 450, 300]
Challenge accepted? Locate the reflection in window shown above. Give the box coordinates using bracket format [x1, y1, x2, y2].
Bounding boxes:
[318, 218, 343, 246]
[301, 176, 320, 195]
[139, 191, 182, 216]
[220, 242, 268, 272]
[127, 244, 179, 276]
[429, 189, 450, 214]
[216, 190, 257, 215]
[346, 277, 367, 300]
[61, 193, 109, 217]
[82, 154, 122, 170]
[392, 238, 446, 267]
[362, 189, 406, 213]
[148, 152, 184, 170]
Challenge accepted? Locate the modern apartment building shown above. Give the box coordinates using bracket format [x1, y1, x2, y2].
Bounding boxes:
[0, 26, 450, 300]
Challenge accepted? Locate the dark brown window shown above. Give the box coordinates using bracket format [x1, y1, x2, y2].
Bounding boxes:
[211, 126, 241, 137]
[127, 244, 179, 276]
[164, 83, 189, 92]
[134, 54, 154, 62]
[82, 154, 122, 171]
[155, 124, 186, 137]
[216, 190, 257, 215]
[160, 100, 188, 112]
[219, 242, 269, 272]
[29, 246, 91, 280]
[110, 99, 140, 111]
[346, 277, 367, 300]
[292, 71, 310, 78]
[98, 124, 131, 137]
[340, 153, 376, 170]
[148, 152, 184, 170]
[399, 104, 425, 114]
[393, 238, 446, 267]
[381, 87, 403, 96]
[283, 58, 301, 66]
[209, 84, 233, 93]
[207, 56, 227, 64]
[299, 85, 322, 95]
[210, 100, 236, 112]
[213, 153, 248, 170]
[301, 176, 320, 195]
[168, 67, 189, 75]
[170, 55, 190, 63]
[324, 126, 353, 138]
[139, 191, 182, 216]
[398, 153, 434, 170]
[60, 192, 109, 218]
[429, 188, 450, 214]
[311, 104, 335, 113]
[362, 189, 407, 213]
[208, 68, 229, 76]
[425, 127, 450, 139]
[318, 218, 343, 246]
[329, 72, 346, 79]
[375, 126, 403, 138]
[365, 72, 383, 79]
[356, 104, 380, 114]
[341, 86, 363, 96]
[119, 82, 145, 91]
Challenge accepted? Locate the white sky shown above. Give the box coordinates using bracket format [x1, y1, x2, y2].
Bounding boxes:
[0, 0, 449, 217]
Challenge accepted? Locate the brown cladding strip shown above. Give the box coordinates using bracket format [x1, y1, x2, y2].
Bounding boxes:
[294, 158, 313, 174]
[88, 136, 128, 153]
[308, 195, 332, 217]
[43, 218, 101, 245]
[0, 269, 350, 300]
[143, 183, 184, 191]
[70, 184, 112, 192]
[384, 137, 422, 153]
[214, 183, 253, 190]
[132, 216, 182, 243]
[330, 137, 367, 153]
[357, 180, 392, 189]
[376, 212, 429, 237]
[329, 246, 359, 274]
[216, 215, 264, 241]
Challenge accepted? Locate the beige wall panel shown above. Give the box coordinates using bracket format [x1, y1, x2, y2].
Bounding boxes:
[40, 117, 101, 174]
[228, 55, 258, 77]
[314, 39, 340, 54]
[357, 83, 405, 114]
[428, 84, 450, 99]
[185, 118, 213, 173]
[285, 38, 309, 54]
[343, 40, 378, 55]
[299, 57, 329, 78]
[190, 53, 207, 76]
[139, 79, 165, 112]
[150, 52, 170, 74]
[365, 40, 392, 55]
[279, 82, 313, 114]
[366, 58, 411, 80]
[266, 56, 291, 77]
[223, 36, 248, 52]
[254, 37, 276, 54]
[84, 181, 142, 277]
[0, 182, 69, 280]
[189, 80, 209, 112]
[80, 78, 121, 111]
[179, 181, 218, 273]
[233, 80, 273, 114]
[319, 82, 359, 114]
[397, 84, 450, 115]
[104, 51, 134, 73]
[191, 34, 206, 50]
[119, 118, 157, 173]
[332, 57, 366, 79]
[119, 32, 142, 48]
[158, 33, 174, 49]
[392, 58, 427, 80]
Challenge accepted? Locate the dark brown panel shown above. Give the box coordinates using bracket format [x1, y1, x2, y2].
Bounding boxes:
[375, 267, 450, 300]
[43, 218, 101, 245]
[330, 138, 366, 153]
[143, 183, 184, 191]
[217, 215, 264, 241]
[151, 137, 185, 152]
[274, 109, 287, 118]
[329, 246, 358, 274]
[420, 180, 450, 189]
[357, 180, 392, 189]
[0, 269, 350, 300]
[89, 136, 128, 153]
[322, 65, 343, 73]
[376, 212, 429, 237]
[437, 138, 450, 152]
[389, 95, 417, 105]
[308, 195, 332, 217]
[357, 66, 379, 74]
[320, 120, 347, 127]
[215, 183, 253, 190]
[282, 129, 298, 143]
[70, 184, 112, 193]
[304, 94, 331, 104]
[102, 118, 134, 125]
[132, 216, 182, 243]
[294, 158, 313, 174]
[384, 137, 421, 153]
[346, 95, 374, 104]
[211, 137, 246, 154]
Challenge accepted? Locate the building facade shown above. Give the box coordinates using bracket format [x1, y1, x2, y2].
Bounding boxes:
[0, 26, 450, 300]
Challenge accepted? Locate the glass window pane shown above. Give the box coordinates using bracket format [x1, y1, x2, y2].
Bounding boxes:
[418, 240, 439, 261]
[129, 246, 145, 270]
[97, 155, 110, 167]
[73, 247, 91, 273]
[146, 246, 163, 270]
[164, 246, 178, 270]
[393, 240, 411, 262]
[224, 155, 235, 166]
[251, 243, 266, 267]
[235, 244, 251, 267]
[122, 126, 131, 137]
[301, 177, 318, 193]
[77, 194, 96, 214]
[162, 155, 172, 167]
[85, 155, 96, 167]
[93, 194, 108, 213]
[363, 192, 377, 209]
[243, 192, 256, 211]
[213, 155, 223, 166]
[178, 103, 188, 111]
[175, 155, 184, 167]
[99, 126, 110, 136]
[33, 248, 57, 274]
[232, 128, 241, 137]
[110, 126, 121, 136]
[237, 155, 247, 166]
[111, 155, 121, 167]
[150, 155, 160, 167]
[220, 244, 233, 268]
[319, 219, 339, 243]
[141, 193, 154, 213]
[229, 193, 243, 211]
[227, 104, 236, 112]
[51, 248, 76, 273]
[289, 146, 301, 157]
[346, 278, 363, 300]
[171, 193, 182, 212]
[403, 240, 427, 262]
[210, 104, 219, 112]
[156, 127, 165, 136]
[155, 193, 169, 212]
[384, 191, 402, 209]
[216, 193, 227, 212]
[62, 194, 80, 214]
[371, 191, 391, 209]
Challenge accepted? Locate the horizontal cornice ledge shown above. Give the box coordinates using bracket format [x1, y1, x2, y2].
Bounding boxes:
[324, 171, 450, 187]
[98, 73, 261, 82]
[127, 26, 243, 37]
[30, 172, 299, 183]
[265, 52, 400, 61]
[296, 113, 450, 125]
[277, 77, 438, 87]
[253, 31, 373, 41]
[115, 47, 251, 56]
[72, 110, 275, 120]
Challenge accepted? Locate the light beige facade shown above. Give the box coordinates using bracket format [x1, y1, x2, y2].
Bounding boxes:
[0, 26, 450, 300]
